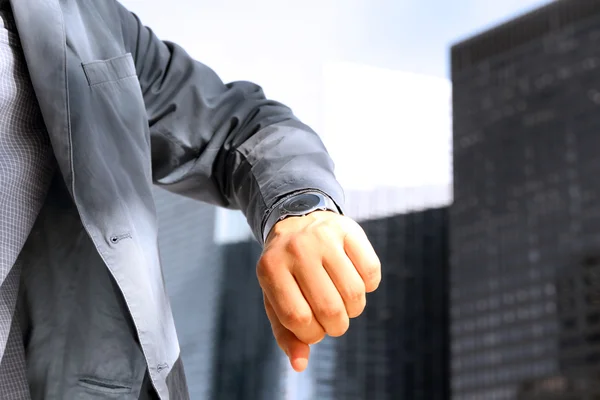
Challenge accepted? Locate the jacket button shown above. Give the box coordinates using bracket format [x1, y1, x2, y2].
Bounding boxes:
[109, 232, 132, 244]
[157, 363, 168, 372]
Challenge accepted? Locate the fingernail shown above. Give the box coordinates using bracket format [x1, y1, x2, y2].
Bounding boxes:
[292, 357, 308, 372]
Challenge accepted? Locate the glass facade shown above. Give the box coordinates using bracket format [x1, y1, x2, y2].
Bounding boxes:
[334, 208, 450, 400]
[210, 240, 286, 400]
[451, 1, 600, 398]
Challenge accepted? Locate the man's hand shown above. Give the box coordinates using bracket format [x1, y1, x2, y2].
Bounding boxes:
[257, 211, 381, 372]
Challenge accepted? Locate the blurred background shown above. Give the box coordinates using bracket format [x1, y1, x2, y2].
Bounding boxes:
[118, 0, 600, 399]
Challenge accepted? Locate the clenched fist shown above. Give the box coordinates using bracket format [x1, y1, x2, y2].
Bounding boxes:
[257, 211, 381, 372]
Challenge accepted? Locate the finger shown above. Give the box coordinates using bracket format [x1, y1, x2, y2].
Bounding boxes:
[264, 295, 310, 372]
[323, 244, 366, 318]
[342, 221, 381, 292]
[257, 257, 326, 344]
[293, 260, 349, 337]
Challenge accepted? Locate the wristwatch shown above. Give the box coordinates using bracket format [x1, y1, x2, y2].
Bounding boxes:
[262, 191, 341, 243]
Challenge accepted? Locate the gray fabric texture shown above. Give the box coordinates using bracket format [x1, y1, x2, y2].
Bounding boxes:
[0, 5, 172, 397]
[0, 2, 54, 398]
[17, 173, 161, 400]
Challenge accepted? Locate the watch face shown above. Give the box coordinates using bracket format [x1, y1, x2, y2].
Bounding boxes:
[283, 193, 321, 213]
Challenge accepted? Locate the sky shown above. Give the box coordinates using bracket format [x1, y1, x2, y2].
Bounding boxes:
[119, 0, 554, 237]
[335, 0, 552, 76]
[121, 0, 551, 77]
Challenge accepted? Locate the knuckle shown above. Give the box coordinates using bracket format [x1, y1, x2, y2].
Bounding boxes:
[317, 303, 345, 321]
[256, 253, 277, 280]
[318, 220, 338, 236]
[344, 286, 366, 304]
[313, 222, 340, 250]
[314, 225, 331, 242]
[327, 317, 350, 337]
[345, 291, 366, 318]
[363, 262, 382, 291]
[281, 308, 313, 328]
[285, 234, 309, 258]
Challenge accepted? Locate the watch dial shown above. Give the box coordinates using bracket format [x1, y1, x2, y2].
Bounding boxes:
[283, 193, 321, 212]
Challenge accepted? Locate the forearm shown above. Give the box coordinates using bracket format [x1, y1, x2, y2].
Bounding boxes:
[116, 2, 344, 244]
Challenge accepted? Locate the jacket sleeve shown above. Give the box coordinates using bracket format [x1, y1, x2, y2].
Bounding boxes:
[115, 4, 344, 244]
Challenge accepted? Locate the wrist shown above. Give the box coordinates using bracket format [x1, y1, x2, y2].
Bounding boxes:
[261, 190, 341, 244]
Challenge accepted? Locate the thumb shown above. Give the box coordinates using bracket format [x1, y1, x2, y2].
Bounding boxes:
[287, 336, 310, 373]
[263, 294, 310, 372]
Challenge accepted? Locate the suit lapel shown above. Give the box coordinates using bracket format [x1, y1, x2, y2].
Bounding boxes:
[9, 0, 73, 190]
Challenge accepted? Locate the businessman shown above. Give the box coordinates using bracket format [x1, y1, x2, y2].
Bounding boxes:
[0, 0, 381, 399]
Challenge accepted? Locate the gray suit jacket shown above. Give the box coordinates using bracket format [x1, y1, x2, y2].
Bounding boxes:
[9, 0, 344, 398]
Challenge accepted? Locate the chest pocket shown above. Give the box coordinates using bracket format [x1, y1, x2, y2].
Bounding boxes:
[82, 53, 137, 87]
[74, 52, 153, 209]
[78, 51, 152, 170]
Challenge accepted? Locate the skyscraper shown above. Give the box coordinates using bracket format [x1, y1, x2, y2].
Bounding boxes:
[334, 207, 450, 400]
[451, 1, 600, 398]
[210, 239, 286, 400]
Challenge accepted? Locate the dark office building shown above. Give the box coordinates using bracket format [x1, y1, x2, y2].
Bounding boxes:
[334, 207, 450, 400]
[513, 256, 600, 399]
[210, 240, 286, 400]
[514, 256, 600, 399]
[553, 255, 600, 398]
[451, 1, 600, 399]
